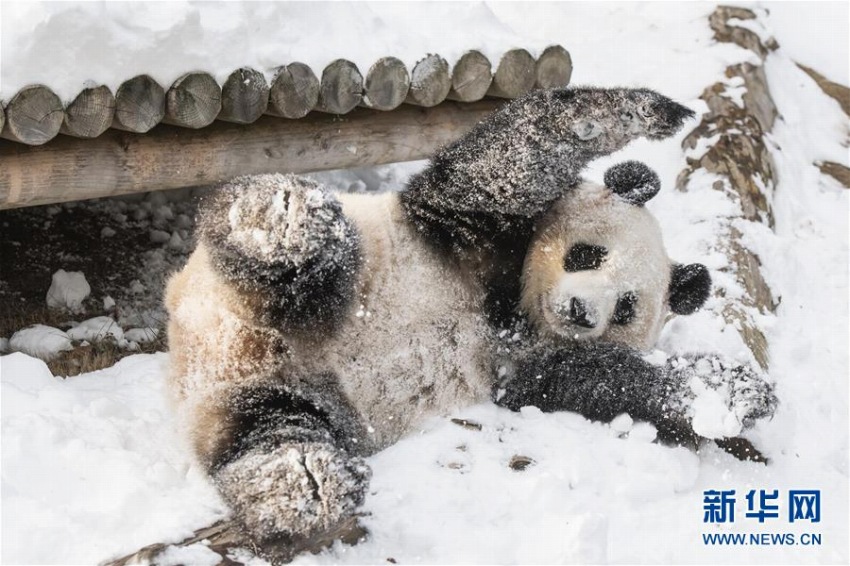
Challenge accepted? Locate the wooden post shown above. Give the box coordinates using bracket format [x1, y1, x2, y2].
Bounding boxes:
[267, 63, 320, 119]
[447, 50, 493, 102]
[218, 68, 269, 124]
[316, 59, 363, 115]
[535, 45, 572, 89]
[405, 54, 451, 108]
[112, 75, 165, 133]
[362, 57, 410, 111]
[487, 49, 536, 99]
[0, 99, 505, 209]
[61, 84, 115, 139]
[165, 72, 222, 129]
[0, 85, 64, 145]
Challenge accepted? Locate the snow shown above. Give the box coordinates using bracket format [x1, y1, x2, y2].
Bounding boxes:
[45, 269, 91, 312]
[1, 2, 848, 565]
[7, 325, 73, 361]
[66, 316, 124, 343]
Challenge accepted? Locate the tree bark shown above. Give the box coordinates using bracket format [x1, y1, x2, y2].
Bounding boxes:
[676, 5, 780, 370]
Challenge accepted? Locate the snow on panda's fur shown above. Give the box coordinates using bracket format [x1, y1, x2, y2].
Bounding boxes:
[165, 87, 776, 562]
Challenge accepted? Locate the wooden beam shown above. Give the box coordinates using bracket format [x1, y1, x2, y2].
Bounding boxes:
[447, 50, 493, 102]
[0, 85, 64, 145]
[316, 59, 363, 114]
[112, 74, 165, 133]
[267, 63, 320, 119]
[535, 45, 572, 89]
[362, 57, 410, 111]
[165, 72, 222, 129]
[405, 54, 451, 107]
[488, 49, 536, 99]
[0, 99, 505, 209]
[61, 84, 115, 138]
[218, 67, 269, 124]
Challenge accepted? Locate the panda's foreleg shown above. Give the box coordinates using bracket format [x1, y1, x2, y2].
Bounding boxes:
[496, 342, 701, 447]
[198, 175, 361, 331]
[496, 343, 777, 452]
[201, 382, 371, 563]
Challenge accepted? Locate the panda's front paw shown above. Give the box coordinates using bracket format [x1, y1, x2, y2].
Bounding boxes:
[214, 442, 371, 563]
[200, 174, 357, 269]
[666, 354, 777, 439]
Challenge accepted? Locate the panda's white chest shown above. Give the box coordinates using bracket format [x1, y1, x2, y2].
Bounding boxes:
[295, 193, 494, 449]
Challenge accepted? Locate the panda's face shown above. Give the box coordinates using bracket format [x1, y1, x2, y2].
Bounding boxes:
[521, 170, 710, 351]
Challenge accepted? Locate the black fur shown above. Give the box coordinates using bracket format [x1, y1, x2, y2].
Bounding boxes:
[669, 263, 712, 315]
[198, 178, 362, 332]
[497, 342, 699, 447]
[604, 161, 661, 206]
[212, 378, 369, 473]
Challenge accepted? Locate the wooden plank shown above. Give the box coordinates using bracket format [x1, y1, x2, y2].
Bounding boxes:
[316, 59, 363, 114]
[267, 63, 320, 119]
[405, 54, 451, 107]
[61, 84, 115, 138]
[361, 57, 410, 111]
[0, 99, 505, 209]
[447, 50, 493, 102]
[535, 45, 572, 89]
[487, 48, 536, 99]
[0, 85, 64, 145]
[165, 72, 222, 129]
[112, 74, 165, 133]
[218, 67, 269, 124]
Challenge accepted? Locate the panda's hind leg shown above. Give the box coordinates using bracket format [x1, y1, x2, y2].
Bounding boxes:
[201, 380, 372, 563]
[198, 174, 361, 331]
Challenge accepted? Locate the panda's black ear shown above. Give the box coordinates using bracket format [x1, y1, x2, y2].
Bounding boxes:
[603, 161, 661, 206]
[669, 263, 711, 315]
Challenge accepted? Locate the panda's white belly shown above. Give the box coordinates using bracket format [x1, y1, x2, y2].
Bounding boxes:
[293, 193, 494, 449]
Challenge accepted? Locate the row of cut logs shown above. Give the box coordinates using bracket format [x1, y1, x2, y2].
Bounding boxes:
[0, 46, 571, 146]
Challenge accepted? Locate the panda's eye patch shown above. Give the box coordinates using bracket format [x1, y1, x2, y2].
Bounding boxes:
[612, 292, 638, 325]
[564, 243, 608, 272]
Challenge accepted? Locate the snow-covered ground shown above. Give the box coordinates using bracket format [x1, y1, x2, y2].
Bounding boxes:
[1, 2, 848, 565]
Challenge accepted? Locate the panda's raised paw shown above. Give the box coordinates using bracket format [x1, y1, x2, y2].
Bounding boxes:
[199, 173, 357, 269]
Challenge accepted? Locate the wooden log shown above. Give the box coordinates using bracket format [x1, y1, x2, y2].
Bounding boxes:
[361, 57, 410, 111]
[316, 59, 363, 115]
[487, 48, 536, 99]
[405, 54, 451, 108]
[112, 75, 165, 133]
[61, 84, 115, 139]
[219, 67, 269, 124]
[0, 99, 506, 209]
[0, 85, 64, 145]
[677, 6, 778, 371]
[447, 50, 493, 102]
[267, 63, 320, 119]
[0, 104, 5, 135]
[535, 45, 572, 89]
[165, 72, 222, 129]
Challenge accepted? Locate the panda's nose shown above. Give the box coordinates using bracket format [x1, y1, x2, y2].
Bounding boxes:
[569, 298, 596, 328]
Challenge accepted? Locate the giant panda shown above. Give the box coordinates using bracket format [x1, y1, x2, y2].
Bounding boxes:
[165, 87, 776, 562]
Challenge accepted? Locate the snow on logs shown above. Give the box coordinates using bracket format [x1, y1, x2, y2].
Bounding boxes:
[0, 45, 570, 149]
